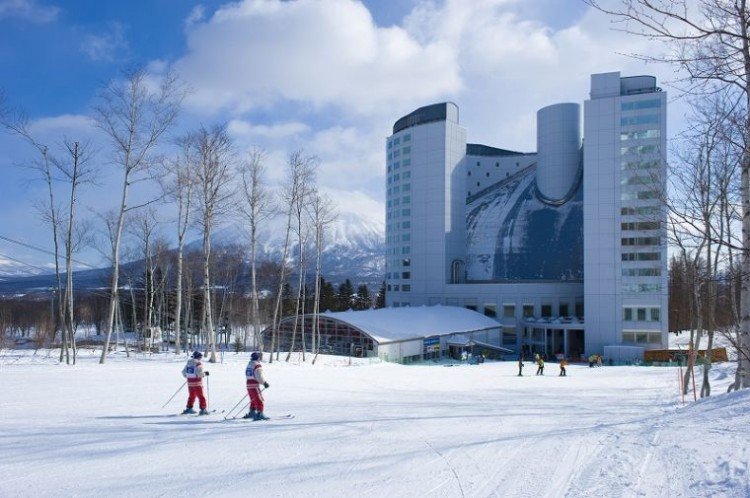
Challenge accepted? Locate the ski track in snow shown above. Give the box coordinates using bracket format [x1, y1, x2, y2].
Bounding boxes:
[1, 352, 749, 497]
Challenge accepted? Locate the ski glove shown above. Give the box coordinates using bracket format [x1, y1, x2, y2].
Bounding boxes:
[205, 371, 210, 376]
[263, 382, 269, 388]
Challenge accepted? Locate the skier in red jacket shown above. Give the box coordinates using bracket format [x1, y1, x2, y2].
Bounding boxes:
[182, 351, 210, 415]
[244, 351, 270, 420]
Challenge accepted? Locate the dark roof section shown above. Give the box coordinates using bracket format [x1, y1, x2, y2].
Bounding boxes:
[393, 102, 456, 134]
[466, 143, 530, 157]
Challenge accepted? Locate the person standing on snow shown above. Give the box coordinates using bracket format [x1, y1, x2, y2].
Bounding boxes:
[517, 355, 524, 376]
[244, 351, 270, 420]
[536, 355, 545, 375]
[182, 351, 210, 415]
[559, 358, 568, 377]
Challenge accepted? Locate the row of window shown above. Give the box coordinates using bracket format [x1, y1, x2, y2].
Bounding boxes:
[623, 283, 662, 293]
[386, 146, 411, 161]
[621, 190, 659, 201]
[622, 159, 660, 171]
[387, 284, 411, 292]
[387, 183, 411, 195]
[621, 98, 661, 111]
[623, 306, 661, 322]
[621, 129, 660, 141]
[621, 144, 660, 155]
[622, 252, 661, 261]
[621, 174, 658, 186]
[387, 133, 411, 149]
[621, 236, 660, 246]
[386, 246, 411, 255]
[622, 221, 660, 231]
[475, 303, 584, 319]
[386, 158, 411, 174]
[622, 331, 662, 344]
[385, 271, 411, 280]
[621, 114, 659, 126]
[387, 171, 411, 184]
[621, 267, 661, 277]
[621, 206, 660, 216]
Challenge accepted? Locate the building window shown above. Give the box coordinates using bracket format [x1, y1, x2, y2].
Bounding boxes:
[523, 305, 534, 318]
[559, 304, 569, 317]
[486, 172, 490, 177]
[541, 304, 552, 317]
[502, 327, 516, 345]
[402, 158, 411, 167]
[503, 304, 515, 318]
[403, 171, 411, 179]
[402, 272, 410, 279]
[402, 221, 410, 229]
[620, 129, 660, 141]
[575, 302, 584, 317]
[621, 98, 661, 111]
[402, 146, 411, 155]
[621, 144, 660, 155]
[402, 208, 410, 216]
[466, 304, 478, 311]
[476, 161, 480, 166]
[402, 258, 410, 267]
[402, 183, 411, 192]
[468, 171, 472, 176]
[402, 285, 410, 292]
[403, 133, 411, 142]
[620, 114, 660, 126]
[483, 304, 497, 318]
[622, 252, 660, 261]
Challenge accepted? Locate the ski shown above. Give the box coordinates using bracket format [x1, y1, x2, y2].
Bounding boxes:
[179, 409, 221, 416]
[227, 413, 295, 421]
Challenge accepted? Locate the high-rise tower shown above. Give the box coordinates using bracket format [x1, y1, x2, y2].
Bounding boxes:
[584, 72, 668, 353]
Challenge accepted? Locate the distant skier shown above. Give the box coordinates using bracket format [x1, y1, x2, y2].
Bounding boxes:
[245, 351, 270, 421]
[182, 351, 210, 415]
[536, 356, 544, 376]
[596, 354, 603, 367]
[517, 355, 524, 376]
[559, 358, 568, 377]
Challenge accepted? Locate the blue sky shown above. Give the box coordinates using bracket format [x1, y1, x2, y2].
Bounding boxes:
[0, 0, 672, 271]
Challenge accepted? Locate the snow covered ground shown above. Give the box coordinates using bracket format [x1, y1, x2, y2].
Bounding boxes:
[2, 350, 749, 497]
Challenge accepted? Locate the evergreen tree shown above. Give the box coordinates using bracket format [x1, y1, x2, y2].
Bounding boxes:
[354, 284, 371, 310]
[375, 280, 386, 309]
[318, 277, 337, 313]
[336, 279, 355, 311]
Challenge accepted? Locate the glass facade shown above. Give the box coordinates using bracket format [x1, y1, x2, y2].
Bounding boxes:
[264, 316, 375, 357]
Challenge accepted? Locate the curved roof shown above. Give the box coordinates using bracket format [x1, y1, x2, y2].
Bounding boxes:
[321, 305, 501, 344]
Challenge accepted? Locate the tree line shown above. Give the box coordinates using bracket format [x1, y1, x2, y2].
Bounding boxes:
[0, 68, 385, 365]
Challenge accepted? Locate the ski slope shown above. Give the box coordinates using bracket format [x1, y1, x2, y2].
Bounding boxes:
[1, 350, 749, 497]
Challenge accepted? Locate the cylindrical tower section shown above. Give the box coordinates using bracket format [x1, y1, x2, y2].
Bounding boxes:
[536, 103, 581, 203]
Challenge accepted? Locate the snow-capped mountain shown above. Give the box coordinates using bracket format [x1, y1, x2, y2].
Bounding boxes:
[0, 256, 50, 282]
[188, 211, 385, 285]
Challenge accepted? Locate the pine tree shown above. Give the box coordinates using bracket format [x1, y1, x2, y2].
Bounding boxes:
[336, 279, 354, 311]
[375, 280, 386, 309]
[355, 284, 371, 310]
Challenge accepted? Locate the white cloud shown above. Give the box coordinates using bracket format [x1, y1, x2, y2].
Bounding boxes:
[228, 119, 310, 140]
[185, 5, 205, 29]
[28, 114, 98, 139]
[80, 22, 128, 62]
[0, 0, 58, 23]
[176, 0, 461, 116]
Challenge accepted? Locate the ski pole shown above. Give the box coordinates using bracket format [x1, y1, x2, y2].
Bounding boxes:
[224, 393, 249, 421]
[161, 380, 187, 409]
[206, 375, 210, 408]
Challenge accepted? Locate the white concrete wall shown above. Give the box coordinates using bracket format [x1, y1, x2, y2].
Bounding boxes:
[536, 103, 581, 202]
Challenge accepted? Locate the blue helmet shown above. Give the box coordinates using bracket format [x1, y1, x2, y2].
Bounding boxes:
[250, 351, 260, 361]
[192, 351, 203, 359]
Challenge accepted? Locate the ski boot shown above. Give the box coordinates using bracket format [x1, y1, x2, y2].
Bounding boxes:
[182, 407, 196, 415]
[198, 408, 210, 416]
[254, 411, 270, 421]
[243, 410, 257, 420]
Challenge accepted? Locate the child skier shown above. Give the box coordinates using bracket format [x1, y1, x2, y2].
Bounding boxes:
[182, 351, 210, 415]
[244, 351, 270, 421]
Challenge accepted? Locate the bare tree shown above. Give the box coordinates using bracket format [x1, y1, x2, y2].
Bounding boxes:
[309, 191, 337, 364]
[238, 148, 274, 352]
[587, 0, 750, 389]
[286, 155, 317, 362]
[186, 124, 235, 363]
[95, 68, 184, 364]
[53, 140, 97, 364]
[161, 149, 195, 355]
